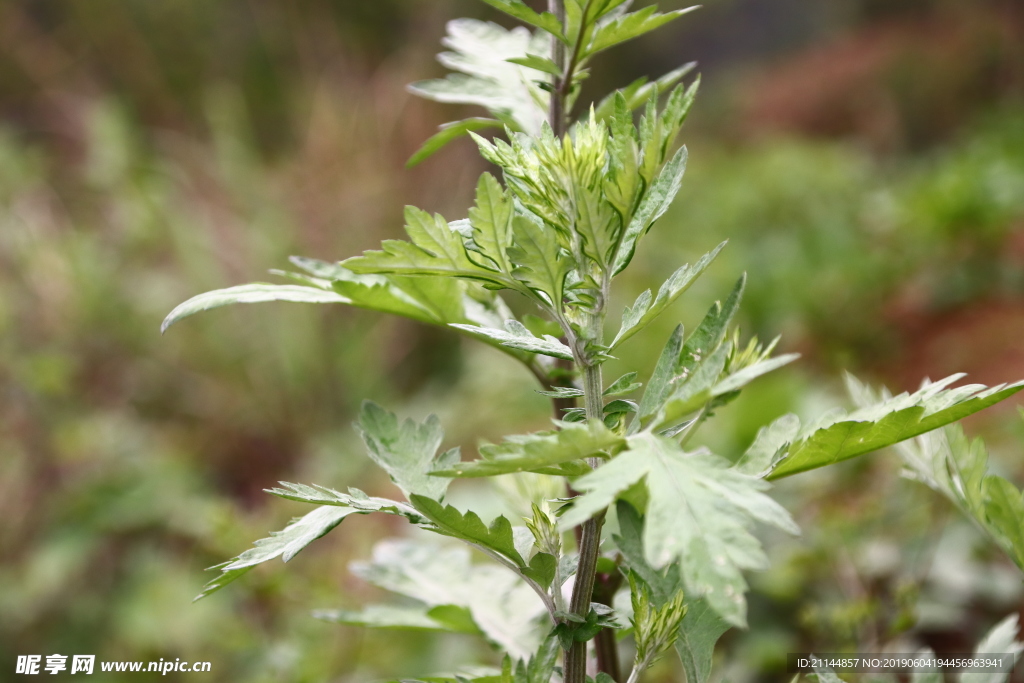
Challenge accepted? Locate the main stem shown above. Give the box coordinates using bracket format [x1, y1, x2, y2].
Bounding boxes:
[546, 3, 615, 681]
[565, 317, 606, 683]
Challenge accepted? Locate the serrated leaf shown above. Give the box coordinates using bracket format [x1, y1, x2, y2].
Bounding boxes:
[411, 495, 526, 566]
[477, 0, 567, 42]
[162, 284, 348, 333]
[351, 540, 547, 658]
[450, 320, 574, 360]
[195, 506, 359, 601]
[611, 242, 726, 348]
[468, 172, 516, 274]
[766, 375, 1024, 479]
[344, 207, 514, 288]
[612, 145, 688, 275]
[574, 182, 622, 270]
[433, 419, 624, 478]
[355, 402, 456, 501]
[586, 5, 698, 57]
[408, 118, 504, 167]
[560, 434, 797, 626]
[508, 214, 573, 307]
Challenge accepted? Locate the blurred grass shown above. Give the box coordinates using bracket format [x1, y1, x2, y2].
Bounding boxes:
[2, 0, 1024, 681]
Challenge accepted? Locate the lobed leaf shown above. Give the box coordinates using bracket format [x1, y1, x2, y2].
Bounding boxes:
[195, 506, 360, 601]
[431, 419, 625, 478]
[507, 214, 573, 307]
[477, 0, 567, 42]
[343, 206, 514, 289]
[611, 242, 726, 348]
[612, 145, 688, 275]
[355, 402, 459, 501]
[450, 320, 573, 360]
[765, 374, 1024, 479]
[350, 540, 547, 658]
[560, 434, 798, 626]
[614, 502, 729, 683]
[586, 5, 699, 57]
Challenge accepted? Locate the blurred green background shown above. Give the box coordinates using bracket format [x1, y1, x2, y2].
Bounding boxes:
[2, 0, 1023, 681]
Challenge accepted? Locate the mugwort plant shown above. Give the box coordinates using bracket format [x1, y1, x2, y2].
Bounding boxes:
[164, 2, 1024, 681]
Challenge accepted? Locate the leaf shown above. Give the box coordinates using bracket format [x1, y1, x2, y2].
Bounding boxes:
[611, 242, 726, 348]
[506, 54, 561, 76]
[411, 495, 527, 566]
[982, 476, 1024, 570]
[615, 502, 729, 683]
[766, 375, 1024, 480]
[265, 482, 427, 523]
[522, 552, 558, 590]
[652, 343, 728, 431]
[675, 597, 731, 683]
[587, 5, 698, 56]
[195, 506, 359, 601]
[408, 118, 504, 167]
[409, 19, 550, 136]
[633, 275, 744, 429]
[593, 63, 697, 122]
[343, 207, 513, 288]
[604, 372, 642, 396]
[313, 604, 480, 633]
[450, 320, 573, 360]
[351, 540, 547, 658]
[355, 402, 456, 501]
[712, 354, 800, 395]
[733, 414, 802, 476]
[162, 284, 348, 333]
[508, 214, 573, 307]
[477, 0, 567, 42]
[432, 419, 625, 478]
[612, 145, 688, 275]
[560, 434, 798, 626]
[468, 172, 515, 274]
[635, 324, 685, 425]
[898, 425, 1024, 571]
[961, 614, 1023, 683]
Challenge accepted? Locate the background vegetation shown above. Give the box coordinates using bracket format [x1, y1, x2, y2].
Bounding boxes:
[2, 0, 1022, 680]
